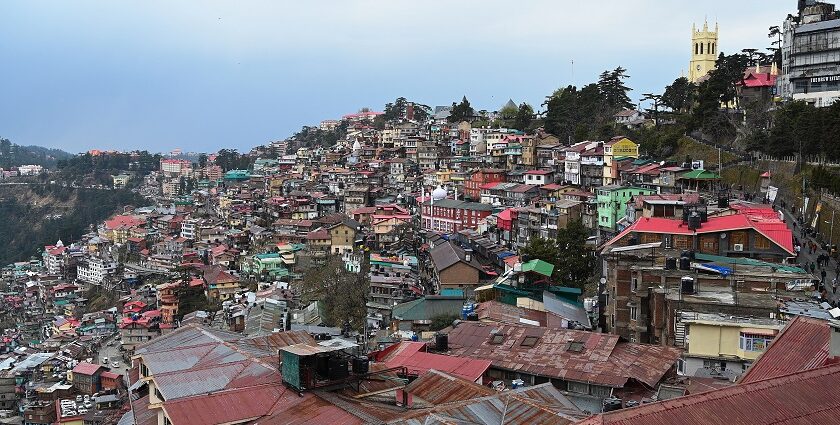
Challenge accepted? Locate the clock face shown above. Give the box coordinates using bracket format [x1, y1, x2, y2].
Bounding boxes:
[696, 64, 701, 71]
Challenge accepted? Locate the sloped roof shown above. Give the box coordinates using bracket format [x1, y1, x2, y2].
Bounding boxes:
[72, 362, 104, 376]
[403, 369, 495, 405]
[429, 242, 484, 273]
[392, 296, 466, 322]
[739, 316, 831, 384]
[395, 383, 585, 425]
[379, 342, 491, 382]
[576, 362, 840, 425]
[446, 322, 680, 388]
[520, 259, 554, 277]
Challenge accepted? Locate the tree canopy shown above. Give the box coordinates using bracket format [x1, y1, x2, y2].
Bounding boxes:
[448, 96, 475, 123]
[520, 220, 596, 290]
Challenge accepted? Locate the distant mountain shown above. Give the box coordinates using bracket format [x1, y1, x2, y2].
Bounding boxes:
[0, 138, 74, 169]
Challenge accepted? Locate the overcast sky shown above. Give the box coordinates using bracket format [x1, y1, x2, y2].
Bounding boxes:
[0, 1, 791, 153]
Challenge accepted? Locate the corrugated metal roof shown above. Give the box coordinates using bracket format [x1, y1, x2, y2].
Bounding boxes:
[153, 358, 279, 401]
[577, 362, 840, 425]
[739, 316, 830, 384]
[403, 369, 495, 405]
[381, 342, 491, 382]
[445, 322, 680, 388]
[395, 383, 585, 425]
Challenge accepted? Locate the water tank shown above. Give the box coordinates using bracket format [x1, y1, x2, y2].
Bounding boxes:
[688, 213, 701, 230]
[699, 210, 708, 223]
[352, 357, 369, 375]
[681, 276, 695, 295]
[435, 333, 449, 352]
[718, 197, 729, 208]
[603, 398, 623, 412]
[327, 356, 349, 380]
[665, 257, 677, 270]
[679, 257, 691, 271]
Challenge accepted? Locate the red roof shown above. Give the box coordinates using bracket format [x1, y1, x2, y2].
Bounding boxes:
[605, 214, 794, 254]
[740, 70, 777, 88]
[378, 342, 491, 382]
[497, 208, 515, 221]
[579, 362, 840, 425]
[100, 371, 121, 380]
[524, 169, 553, 175]
[72, 362, 104, 376]
[739, 316, 831, 384]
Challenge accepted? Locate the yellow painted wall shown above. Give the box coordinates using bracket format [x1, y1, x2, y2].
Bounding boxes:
[688, 322, 776, 361]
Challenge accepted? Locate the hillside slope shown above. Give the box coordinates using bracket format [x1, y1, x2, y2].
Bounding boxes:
[0, 184, 146, 265]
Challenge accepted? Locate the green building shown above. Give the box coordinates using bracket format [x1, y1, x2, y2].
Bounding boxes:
[596, 185, 655, 231]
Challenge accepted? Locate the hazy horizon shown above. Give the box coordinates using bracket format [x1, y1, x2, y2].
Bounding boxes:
[1, 1, 788, 153]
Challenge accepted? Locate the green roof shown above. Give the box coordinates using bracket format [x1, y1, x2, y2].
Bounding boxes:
[680, 169, 721, 180]
[520, 259, 554, 277]
[392, 296, 465, 321]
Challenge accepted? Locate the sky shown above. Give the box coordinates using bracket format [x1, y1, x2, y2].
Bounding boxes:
[0, 1, 789, 153]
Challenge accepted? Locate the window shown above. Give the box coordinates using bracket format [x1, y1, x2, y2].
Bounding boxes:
[490, 334, 505, 344]
[629, 305, 638, 321]
[754, 235, 771, 250]
[591, 385, 612, 397]
[631, 277, 638, 292]
[521, 336, 539, 347]
[566, 341, 585, 353]
[703, 360, 727, 370]
[739, 333, 772, 352]
[664, 235, 673, 249]
[674, 235, 689, 250]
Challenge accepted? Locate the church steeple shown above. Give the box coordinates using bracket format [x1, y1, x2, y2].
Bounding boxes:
[688, 20, 719, 82]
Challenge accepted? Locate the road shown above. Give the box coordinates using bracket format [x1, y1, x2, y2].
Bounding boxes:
[97, 333, 130, 378]
[781, 207, 840, 304]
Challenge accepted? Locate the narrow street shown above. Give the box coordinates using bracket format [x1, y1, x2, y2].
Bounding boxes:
[780, 207, 840, 304]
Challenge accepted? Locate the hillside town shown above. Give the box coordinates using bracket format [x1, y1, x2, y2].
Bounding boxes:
[2, 1, 840, 424]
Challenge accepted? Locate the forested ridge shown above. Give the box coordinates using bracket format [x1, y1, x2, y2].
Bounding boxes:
[0, 185, 146, 264]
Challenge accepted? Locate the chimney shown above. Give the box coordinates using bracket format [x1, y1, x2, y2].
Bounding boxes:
[830, 323, 840, 359]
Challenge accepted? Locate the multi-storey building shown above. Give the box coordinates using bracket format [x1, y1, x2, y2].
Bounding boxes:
[421, 199, 494, 234]
[777, 0, 840, 106]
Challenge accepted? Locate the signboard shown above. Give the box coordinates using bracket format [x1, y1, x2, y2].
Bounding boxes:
[691, 160, 705, 170]
[810, 75, 840, 84]
[767, 185, 779, 203]
[812, 201, 822, 229]
[611, 138, 639, 158]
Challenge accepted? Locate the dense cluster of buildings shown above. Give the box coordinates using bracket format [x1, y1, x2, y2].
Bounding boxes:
[2, 2, 840, 421]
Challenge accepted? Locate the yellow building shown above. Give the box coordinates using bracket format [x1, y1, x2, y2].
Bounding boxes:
[688, 21, 719, 83]
[603, 137, 639, 185]
[682, 315, 783, 378]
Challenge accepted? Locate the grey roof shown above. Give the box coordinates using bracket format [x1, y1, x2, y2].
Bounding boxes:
[543, 291, 591, 329]
[429, 241, 484, 273]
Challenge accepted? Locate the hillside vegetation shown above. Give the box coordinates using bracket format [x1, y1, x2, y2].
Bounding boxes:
[0, 184, 146, 265]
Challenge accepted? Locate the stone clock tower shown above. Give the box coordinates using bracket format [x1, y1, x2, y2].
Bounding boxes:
[688, 21, 718, 82]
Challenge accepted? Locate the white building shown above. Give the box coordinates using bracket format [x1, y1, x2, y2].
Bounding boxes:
[76, 256, 118, 285]
[181, 219, 199, 240]
[777, 1, 840, 107]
